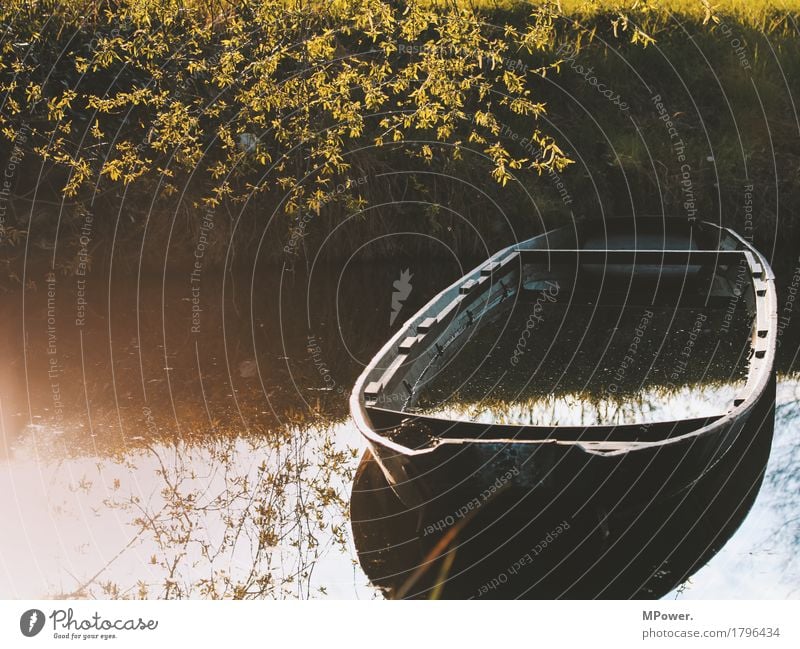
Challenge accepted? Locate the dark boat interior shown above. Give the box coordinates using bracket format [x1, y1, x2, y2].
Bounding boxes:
[359, 217, 771, 447]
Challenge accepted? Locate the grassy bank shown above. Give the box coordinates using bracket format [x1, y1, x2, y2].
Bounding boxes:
[1, 1, 799, 281]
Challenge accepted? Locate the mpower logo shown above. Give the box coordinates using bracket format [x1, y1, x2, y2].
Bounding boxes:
[20, 609, 45, 637]
[16, 608, 159, 641]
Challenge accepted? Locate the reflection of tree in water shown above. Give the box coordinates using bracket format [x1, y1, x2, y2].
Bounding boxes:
[2, 264, 460, 598]
[54, 424, 355, 599]
[422, 380, 745, 427]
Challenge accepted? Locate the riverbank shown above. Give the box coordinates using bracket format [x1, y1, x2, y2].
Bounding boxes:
[1, 1, 799, 283]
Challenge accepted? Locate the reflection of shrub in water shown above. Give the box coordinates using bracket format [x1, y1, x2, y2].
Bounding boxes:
[416, 301, 753, 426]
[65, 428, 355, 599]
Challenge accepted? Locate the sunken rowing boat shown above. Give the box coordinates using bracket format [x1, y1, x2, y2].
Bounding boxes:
[349, 216, 777, 513]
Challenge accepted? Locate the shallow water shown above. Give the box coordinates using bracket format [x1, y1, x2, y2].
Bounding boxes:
[0, 258, 798, 599]
[415, 291, 753, 426]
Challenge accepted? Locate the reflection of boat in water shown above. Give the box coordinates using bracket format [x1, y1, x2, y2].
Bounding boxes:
[350, 216, 777, 513]
[351, 373, 776, 598]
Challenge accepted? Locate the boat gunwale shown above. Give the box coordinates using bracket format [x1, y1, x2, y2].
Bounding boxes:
[349, 218, 777, 457]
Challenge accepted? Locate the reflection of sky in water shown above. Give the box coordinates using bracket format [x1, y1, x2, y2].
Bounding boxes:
[1, 377, 798, 599]
[0, 421, 375, 599]
[418, 382, 746, 427]
[0, 256, 797, 599]
[667, 379, 800, 599]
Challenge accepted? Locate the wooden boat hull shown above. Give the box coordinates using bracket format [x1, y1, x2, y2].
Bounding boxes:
[350, 217, 778, 511]
[365, 393, 757, 513]
[351, 376, 776, 598]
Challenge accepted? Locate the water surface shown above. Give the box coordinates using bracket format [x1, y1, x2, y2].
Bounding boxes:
[0, 257, 798, 598]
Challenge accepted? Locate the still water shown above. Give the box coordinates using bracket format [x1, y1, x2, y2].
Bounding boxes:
[0, 257, 798, 599]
